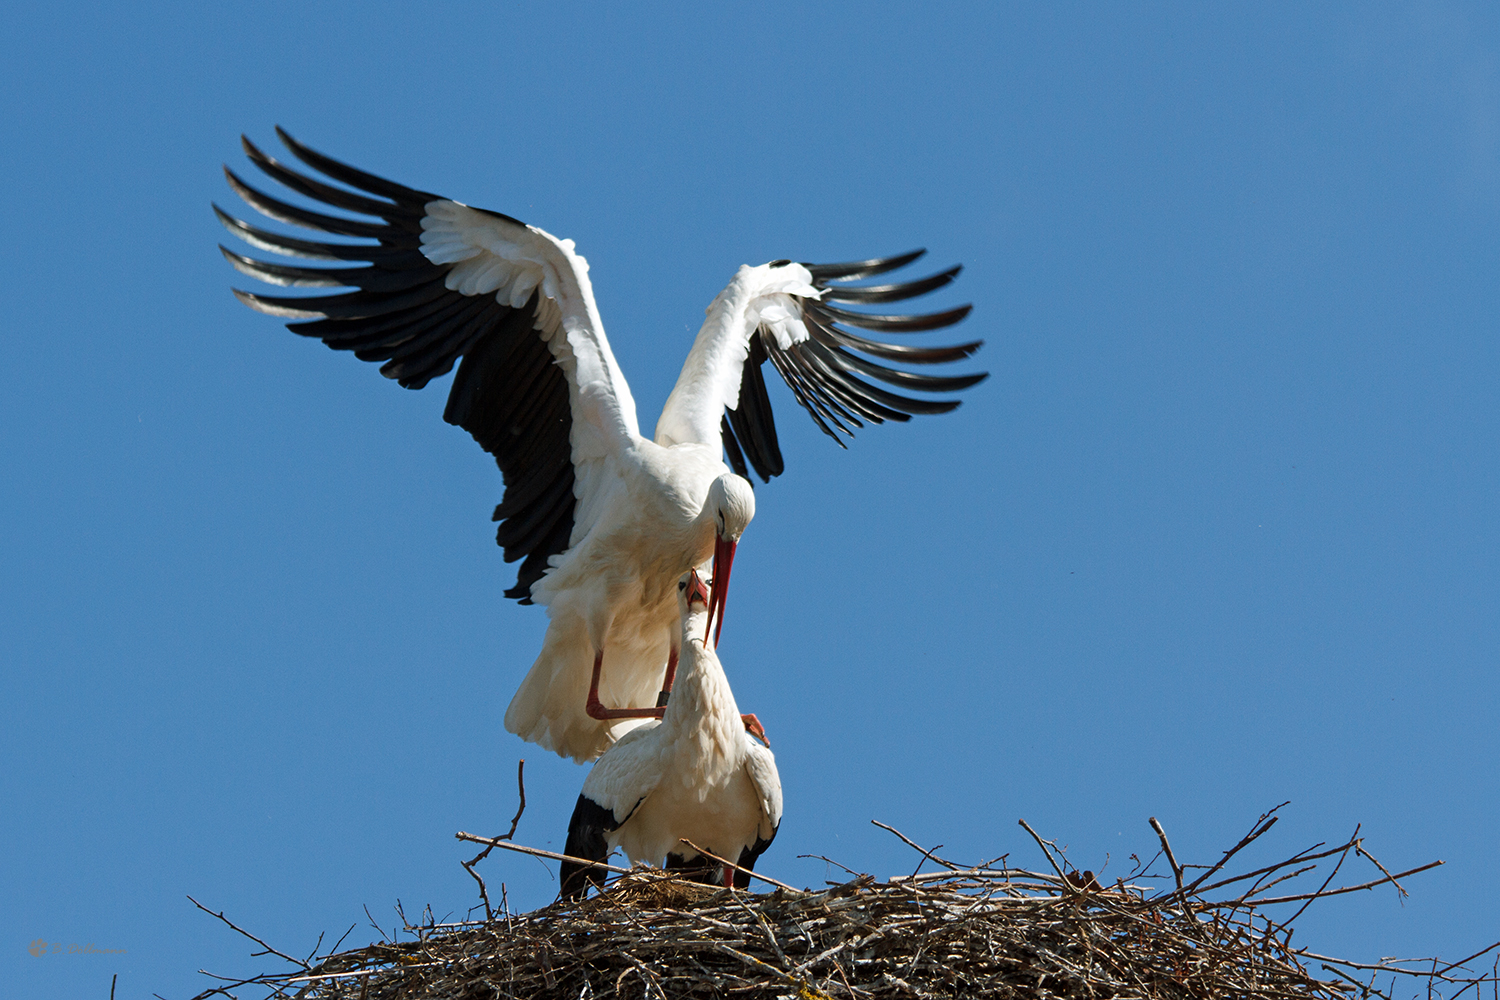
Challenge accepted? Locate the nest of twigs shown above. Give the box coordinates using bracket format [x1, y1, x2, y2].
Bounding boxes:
[190, 804, 1499, 1000]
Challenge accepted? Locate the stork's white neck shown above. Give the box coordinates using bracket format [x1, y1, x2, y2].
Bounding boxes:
[657, 609, 744, 793]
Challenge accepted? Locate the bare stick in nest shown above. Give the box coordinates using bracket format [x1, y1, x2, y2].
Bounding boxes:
[798, 852, 865, 880]
[1198, 838, 1364, 898]
[1282, 824, 1360, 926]
[1148, 816, 1185, 896]
[455, 832, 637, 878]
[1355, 838, 1414, 902]
[186, 895, 311, 971]
[1017, 817, 1071, 886]
[1244, 860, 1445, 907]
[1435, 940, 1500, 978]
[677, 838, 802, 893]
[871, 820, 963, 872]
[1176, 801, 1286, 899]
[461, 758, 528, 920]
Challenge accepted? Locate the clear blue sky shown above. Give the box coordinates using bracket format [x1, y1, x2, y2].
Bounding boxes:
[5, 4, 1498, 997]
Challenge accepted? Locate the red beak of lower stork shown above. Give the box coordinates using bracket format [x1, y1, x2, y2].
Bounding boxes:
[685, 569, 711, 608]
[705, 533, 737, 647]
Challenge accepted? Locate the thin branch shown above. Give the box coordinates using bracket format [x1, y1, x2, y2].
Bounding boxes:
[322, 922, 357, 960]
[186, 895, 311, 971]
[1178, 803, 1286, 897]
[301, 929, 325, 967]
[1149, 816, 1185, 897]
[1194, 840, 1350, 897]
[1282, 826, 1359, 926]
[870, 820, 963, 871]
[1017, 818, 1069, 884]
[677, 839, 802, 893]
[462, 758, 528, 920]
[798, 854, 865, 879]
[455, 831, 637, 877]
[908, 841, 945, 883]
[1301, 950, 1449, 975]
[1246, 860, 1445, 906]
[1437, 942, 1500, 978]
[361, 903, 389, 943]
[1357, 840, 1412, 902]
[283, 969, 381, 985]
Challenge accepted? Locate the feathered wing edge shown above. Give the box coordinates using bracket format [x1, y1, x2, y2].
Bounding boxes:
[730, 742, 782, 888]
[215, 128, 591, 603]
[720, 250, 987, 483]
[559, 794, 622, 899]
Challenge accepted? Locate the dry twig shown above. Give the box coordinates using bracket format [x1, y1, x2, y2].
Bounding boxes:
[460, 759, 528, 920]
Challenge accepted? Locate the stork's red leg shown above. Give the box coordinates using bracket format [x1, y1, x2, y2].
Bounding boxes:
[723, 863, 734, 890]
[586, 649, 666, 721]
[655, 647, 679, 708]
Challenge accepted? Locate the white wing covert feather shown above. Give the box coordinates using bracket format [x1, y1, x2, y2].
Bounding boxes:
[579, 722, 664, 823]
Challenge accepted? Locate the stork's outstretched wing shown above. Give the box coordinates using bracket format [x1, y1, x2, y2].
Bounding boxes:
[653, 253, 986, 481]
[217, 128, 642, 603]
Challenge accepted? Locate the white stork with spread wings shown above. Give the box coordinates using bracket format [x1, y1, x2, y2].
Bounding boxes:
[217, 128, 987, 762]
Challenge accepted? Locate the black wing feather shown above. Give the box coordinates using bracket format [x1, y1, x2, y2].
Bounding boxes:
[722, 338, 785, 482]
[273, 125, 441, 204]
[720, 414, 750, 479]
[803, 249, 927, 281]
[219, 129, 576, 604]
[818, 265, 961, 304]
[224, 167, 391, 240]
[559, 794, 621, 900]
[213, 202, 432, 270]
[721, 251, 987, 482]
[240, 135, 425, 227]
[733, 824, 780, 890]
[219, 245, 437, 293]
[792, 342, 911, 424]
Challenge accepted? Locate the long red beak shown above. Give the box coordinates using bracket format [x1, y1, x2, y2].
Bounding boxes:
[705, 535, 737, 647]
[686, 569, 710, 608]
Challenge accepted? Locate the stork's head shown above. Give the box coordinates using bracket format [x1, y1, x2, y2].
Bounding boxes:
[705, 473, 755, 647]
[677, 569, 711, 620]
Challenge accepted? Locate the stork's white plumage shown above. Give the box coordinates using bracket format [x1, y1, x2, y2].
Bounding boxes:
[218, 129, 986, 761]
[559, 571, 781, 898]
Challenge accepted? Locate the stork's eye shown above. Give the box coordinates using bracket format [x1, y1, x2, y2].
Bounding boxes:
[678, 579, 687, 592]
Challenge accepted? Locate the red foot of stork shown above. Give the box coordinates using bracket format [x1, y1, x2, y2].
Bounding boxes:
[741, 713, 769, 746]
[585, 650, 665, 722]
